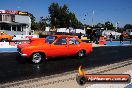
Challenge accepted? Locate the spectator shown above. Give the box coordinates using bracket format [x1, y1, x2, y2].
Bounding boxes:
[130, 35, 132, 44]
[90, 33, 93, 43]
[78, 32, 82, 39]
[110, 33, 113, 42]
[93, 32, 98, 43]
[119, 33, 124, 44]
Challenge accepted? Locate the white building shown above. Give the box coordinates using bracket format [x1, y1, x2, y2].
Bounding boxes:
[126, 29, 132, 35]
[45, 27, 86, 34]
[0, 10, 32, 35]
[102, 30, 121, 39]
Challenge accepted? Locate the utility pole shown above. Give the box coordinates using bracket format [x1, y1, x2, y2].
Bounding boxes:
[92, 10, 94, 27]
[116, 22, 119, 30]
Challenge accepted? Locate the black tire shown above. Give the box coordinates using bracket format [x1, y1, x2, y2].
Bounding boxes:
[76, 50, 85, 58]
[76, 76, 87, 85]
[31, 53, 44, 64]
[1, 38, 8, 42]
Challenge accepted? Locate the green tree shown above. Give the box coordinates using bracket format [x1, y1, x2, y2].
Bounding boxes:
[37, 16, 48, 31]
[95, 23, 105, 28]
[29, 13, 37, 30]
[59, 4, 69, 28]
[116, 28, 124, 33]
[105, 21, 114, 30]
[124, 24, 132, 29]
[48, 3, 60, 28]
[48, 2, 83, 29]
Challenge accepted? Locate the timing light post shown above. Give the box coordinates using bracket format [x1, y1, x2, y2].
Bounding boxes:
[116, 22, 119, 30]
[92, 10, 95, 27]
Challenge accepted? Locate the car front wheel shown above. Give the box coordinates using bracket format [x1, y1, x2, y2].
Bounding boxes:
[31, 53, 43, 64]
[1, 38, 8, 42]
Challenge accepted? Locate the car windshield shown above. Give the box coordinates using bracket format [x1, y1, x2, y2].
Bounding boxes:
[45, 36, 57, 44]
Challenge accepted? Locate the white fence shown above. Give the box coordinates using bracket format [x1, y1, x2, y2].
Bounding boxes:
[12, 35, 39, 40]
[0, 42, 12, 48]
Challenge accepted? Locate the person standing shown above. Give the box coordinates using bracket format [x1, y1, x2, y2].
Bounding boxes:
[110, 33, 113, 42]
[130, 35, 132, 44]
[89, 33, 93, 43]
[78, 32, 82, 39]
[93, 31, 98, 44]
[119, 33, 124, 44]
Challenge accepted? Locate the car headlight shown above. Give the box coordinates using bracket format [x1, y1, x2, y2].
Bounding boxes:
[21, 54, 27, 56]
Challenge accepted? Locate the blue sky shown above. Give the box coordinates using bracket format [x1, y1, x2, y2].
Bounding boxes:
[0, 0, 132, 27]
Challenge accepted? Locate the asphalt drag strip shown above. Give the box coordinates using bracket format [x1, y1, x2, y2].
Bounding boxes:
[0, 46, 132, 86]
[1, 58, 132, 88]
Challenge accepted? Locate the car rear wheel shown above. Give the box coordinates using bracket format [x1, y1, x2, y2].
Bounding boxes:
[31, 53, 43, 64]
[77, 50, 85, 58]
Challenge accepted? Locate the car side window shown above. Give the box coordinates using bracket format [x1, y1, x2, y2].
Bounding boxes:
[69, 38, 80, 44]
[54, 38, 67, 45]
[45, 36, 57, 44]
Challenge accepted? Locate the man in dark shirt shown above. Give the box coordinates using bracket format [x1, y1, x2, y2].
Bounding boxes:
[130, 35, 132, 44]
[78, 32, 82, 39]
[119, 33, 124, 44]
[110, 33, 113, 42]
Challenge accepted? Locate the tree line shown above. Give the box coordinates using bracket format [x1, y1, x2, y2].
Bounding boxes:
[29, 2, 132, 32]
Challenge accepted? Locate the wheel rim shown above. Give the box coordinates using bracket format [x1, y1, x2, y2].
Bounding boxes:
[2, 40, 6, 42]
[78, 50, 84, 57]
[80, 77, 86, 85]
[32, 53, 42, 63]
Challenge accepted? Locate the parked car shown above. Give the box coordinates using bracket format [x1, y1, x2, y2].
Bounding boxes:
[0, 32, 13, 42]
[17, 35, 92, 64]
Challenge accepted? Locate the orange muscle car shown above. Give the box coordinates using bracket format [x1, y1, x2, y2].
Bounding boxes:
[0, 32, 13, 42]
[17, 35, 92, 64]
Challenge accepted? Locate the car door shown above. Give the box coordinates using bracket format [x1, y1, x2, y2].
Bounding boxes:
[68, 37, 81, 55]
[49, 37, 69, 57]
